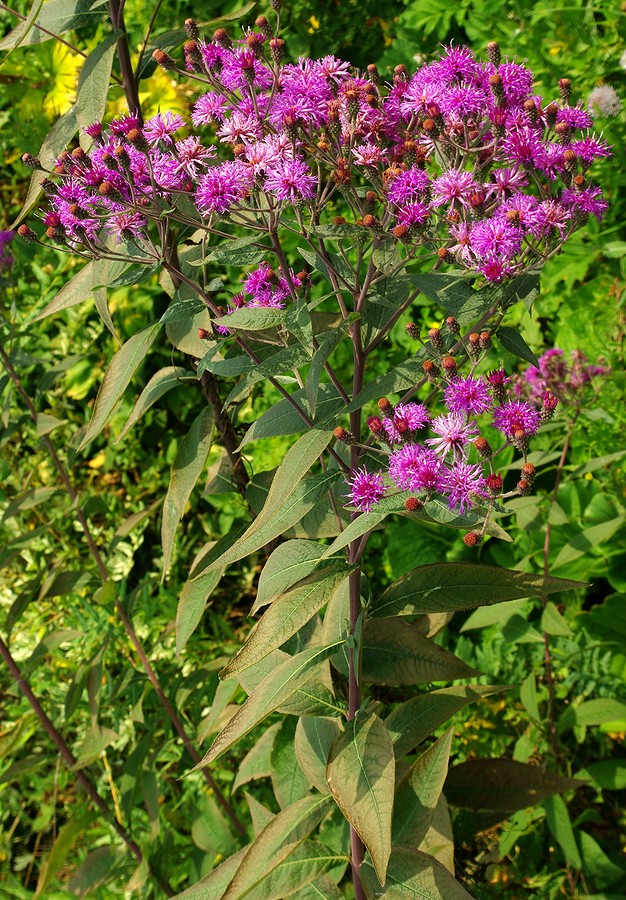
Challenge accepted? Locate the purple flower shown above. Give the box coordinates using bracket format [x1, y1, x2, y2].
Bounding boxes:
[432, 171, 480, 210]
[104, 212, 147, 243]
[426, 413, 479, 461]
[386, 167, 430, 205]
[501, 126, 544, 168]
[0, 229, 14, 272]
[173, 137, 216, 178]
[382, 403, 430, 444]
[347, 468, 386, 513]
[444, 377, 492, 415]
[571, 136, 612, 166]
[388, 445, 445, 493]
[442, 461, 487, 514]
[192, 93, 228, 126]
[493, 401, 541, 437]
[469, 218, 522, 261]
[263, 157, 317, 203]
[196, 162, 254, 215]
[561, 186, 608, 220]
[396, 202, 431, 228]
[143, 112, 186, 146]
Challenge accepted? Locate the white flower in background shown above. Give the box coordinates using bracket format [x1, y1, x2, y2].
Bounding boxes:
[619, 49, 626, 72]
[587, 85, 622, 117]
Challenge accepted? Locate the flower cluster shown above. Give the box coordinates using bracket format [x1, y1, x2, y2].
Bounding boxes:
[522, 347, 608, 405]
[25, 23, 610, 286]
[346, 329, 556, 524]
[0, 230, 14, 274]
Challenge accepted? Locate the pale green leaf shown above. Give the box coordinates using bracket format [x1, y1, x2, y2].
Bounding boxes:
[271, 718, 311, 809]
[117, 366, 193, 442]
[544, 794, 582, 869]
[326, 710, 395, 884]
[552, 517, 624, 570]
[361, 848, 474, 899]
[541, 601, 573, 637]
[172, 848, 249, 899]
[34, 812, 93, 897]
[393, 729, 453, 850]
[254, 540, 332, 613]
[295, 717, 342, 794]
[232, 723, 280, 794]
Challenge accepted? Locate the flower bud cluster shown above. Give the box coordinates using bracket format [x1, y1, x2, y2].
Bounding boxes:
[25, 31, 610, 285]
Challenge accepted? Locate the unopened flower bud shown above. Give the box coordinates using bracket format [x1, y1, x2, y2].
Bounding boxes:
[422, 359, 439, 382]
[378, 398, 393, 417]
[17, 224, 37, 243]
[474, 437, 492, 458]
[517, 478, 532, 496]
[523, 98, 538, 124]
[559, 78, 571, 104]
[185, 18, 199, 39]
[512, 429, 530, 453]
[406, 322, 420, 340]
[486, 473, 503, 495]
[486, 41, 501, 66]
[21, 152, 41, 170]
[197, 328, 211, 340]
[126, 128, 148, 152]
[405, 497, 423, 512]
[393, 64, 407, 83]
[479, 331, 492, 350]
[367, 415, 384, 435]
[521, 462, 536, 483]
[362, 214, 377, 228]
[245, 31, 265, 57]
[554, 121, 570, 143]
[270, 0, 282, 11]
[333, 216, 347, 226]
[442, 356, 457, 378]
[114, 145, 130, 167]
[428, 327, 443, 350]
[563, 148, 577, 173]
[255, 15, 273, 39]
[367, 64, 380, 85]
[489, 72, 505, 106]
[437, 247, 452, 263]
[464, 531, 482, 547]
[545, 104, 559, 128]
[541, 390, 558, 420]
[184, 39, 203, 71]
[333, 426, 354, 444]
[392, 224, 411, 243]
[467, 333, 481, 358]
[213, 28, 232, 48]
[269, 37, 284, 65]
[445, 316, 460, 334]
[152, 48, 176, 71]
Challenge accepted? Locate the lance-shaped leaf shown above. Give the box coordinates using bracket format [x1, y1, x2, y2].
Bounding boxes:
[201, 455, 336, 575]
[271, 718, 311, 809]
[393, 729, 453, 849]
[162, 407, 215, 575]
[385, 685, 510, 759]
[222, 566, 351, 678]
[289, 875, 344, 899]
[240, 385, 343, 446]
[172, 847, 249, 899]
[78, 323, 161, 450]
[295, 717, 342, 794]
[444, 759, 583, 814]
[233, 723, 280, 794]
[254, 540, 332, 613]
[360, 619, 477, 685]
[233, 838, 346, 899]
[326, 711, 395, 885]
[76, 35, 117, 145]
[371, 563, 583, 618]
[117, 366, 194, 442]
[361, 848, 474, 899]
[222, 793, 333, 899]
[195, 643, 343, 768]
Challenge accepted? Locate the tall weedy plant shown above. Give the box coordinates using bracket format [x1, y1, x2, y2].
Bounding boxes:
[15, 6, 611, 896]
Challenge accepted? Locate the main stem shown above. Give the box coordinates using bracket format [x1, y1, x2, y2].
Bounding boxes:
[0, 636, 174, 897]
[347, 322, 366, 900]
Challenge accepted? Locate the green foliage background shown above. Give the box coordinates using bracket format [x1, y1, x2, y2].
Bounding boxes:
[1, 0, 625, 897]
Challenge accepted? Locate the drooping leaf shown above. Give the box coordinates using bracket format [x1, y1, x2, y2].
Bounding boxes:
[78, 323, 162, 449]
[221, 794, 334, 900]
[543, 794, 582, 869]
[421, 795, 455, 875]
[295, 717, 342, 795]
[361, 848, 474, 899]
[221, 566, 351, 678]
[0, 0, 101, 49]
[271, 718, 311, 809]
[246, 793, 275, 835]
[195, 643, 343, 767]
[551, 517, 624, 570]
[496, 326, 540, 367]
[393, 729, 453, 850]
[575, 760, 626, 791]
[176, 568, 222, 656]
[117, 366, 194, 442]
[385, 685, 510, 759]
[239, 385, 343, 446]
[371, 563, 583, 618]
[232, 723, 281, 794]
[559, 698, 626, 731]
[444, 759, 582, 814]
[361, 619, 477, 685]
[161, 407, 215, 575]
[34, 812, 93, 897]
[326, 710, 395, 884]
[76, 35, 117, 143]
[254, 540, 332, 613]
[172, 848, 249, 899]
[238, 649, 344, 719]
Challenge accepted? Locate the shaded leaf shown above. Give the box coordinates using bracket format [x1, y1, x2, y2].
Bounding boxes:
[232, 723, 280, 794]
[361, 848, 474, 899]
[393, 729, 453, 849]
[295, 717, 342, 794]
[544, 794, 582, 869]
[559, 698, 626, 731]
[444, 759, 582, 813]
[76, 35, 117, 143]
[117, 366, 194, 442]
[496, 326, 539, 367]
[271, 718, 311, 809]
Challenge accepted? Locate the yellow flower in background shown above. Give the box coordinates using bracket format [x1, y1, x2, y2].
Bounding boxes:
[107, 68, 189, 121]
[42, 42, 81, 117]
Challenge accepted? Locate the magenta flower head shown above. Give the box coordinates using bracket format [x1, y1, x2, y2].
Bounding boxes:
[426, 413, 479, 461]
[493, 400, 541, 437]
[444, 377, 492, 415]
[388, 445, 445, 493]
[347, 468, 386, 513]
[442, 461, 488, 515]
[382, 402, 430, 444]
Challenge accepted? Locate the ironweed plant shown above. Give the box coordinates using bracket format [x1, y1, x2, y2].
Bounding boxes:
[7, 2, 615, 896]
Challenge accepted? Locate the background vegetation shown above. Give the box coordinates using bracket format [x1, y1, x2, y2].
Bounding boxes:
[1, 0, 625, 897]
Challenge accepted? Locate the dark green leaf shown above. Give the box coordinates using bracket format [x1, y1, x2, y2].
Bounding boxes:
[496, 326, 540, 367]
[444, 759, 582, 813]
[117, 366, 194, 442]
[271, 718, 311, 809]
[295, 716, 342, 794]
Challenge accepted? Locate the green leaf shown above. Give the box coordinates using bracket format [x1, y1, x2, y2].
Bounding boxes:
[543, 794, 582, 869]
[246, 794, 275, 835]
[254, 540, 333, 613]
[0, 0, 101, 50]
[520, 673, 541, 722]
[76, 35, 117, 143]
[361, 848, 474, 899]
[393, 729, 453, 849]
[373, 240, 402, 274]
[552, 517, 624, 570]
[575, 760, 626, 791]
[571, 449, 626, 478]
[559, 698, 626, 731]
[385, 685, 510, 759]
[35, 258, 128, 321]
[160, 295, 206, 324]
[79, 323, 161, 449]
[216, 307, 285, 331]
[71, 725, 119, 770]
[289, 875, 344, 899]
[117, 366, 193, 442]
[444, 759, 582, 813]
[237, 649, 343, 718]
[295, 717, 342, 794]
[239, 385, 343, 446]
[326, 710, 395, 884]
[34, 811, 93, 897]
[224, 345, 312, 408]
[578, 831, 626, 890]
[172, 848, 249, 899]
[222, 567, 351, 678]
[161, 407, 215, 575]
[202, 471, 337, 575]
[360, 619, 477, 685]
[496, 326, 540, 367]
[176, 568, 222, 656]
[222, 794, 334, 900]
[371, 563, 583, 618]
[2, 486, 63, 522]
[306, 329, 346, 417]
[233, 723, 281, 794]
[271, 718, 311, 809]
[460, 598, 529, 632]
[195, 643, 343, 767]
[541, 601, 573, 637]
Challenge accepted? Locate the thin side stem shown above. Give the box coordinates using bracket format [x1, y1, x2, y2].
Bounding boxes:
[0, 636, 174, 898]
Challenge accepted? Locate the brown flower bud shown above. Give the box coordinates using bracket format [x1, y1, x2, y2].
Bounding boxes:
[333, 426, 354, 444]
[213, 28, 232, 48]
[479, 331, 492, 350]
[21, 152, 41, 170]
[17, 224, 37, 243]
[445, 316, 460, 334]
[362, 214, 376, 228]
[269, 37, 284, 65]
[521, 462, 536, 483]
[517, 478, 532, 496]
[486, 473, 503, 495]
[406, 322, 420, 340]
[367, 415, 383, 434]
[185, 18, 199, 39]
[428, 327, 443, 350]
[367, 63, 380, 85]
[332, 216, 347, 226]
[422, 359, 439, 382]
[474, 437, 492, 458]
[442, 356, 457, 377]
[463, 531, 482, 547]
[486, 41, 501, 66]
[126, 128, 148, 152]
[254, 15, 273, 39]
[559, 78, 571, 104]
[197, 328, 212, 340]
[392, 224, 410, 242]
[437, 247, 452, 262]
[152, 48, 176, 71]
[378, 397, 392, 416]
[405, 497, 423, 512]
